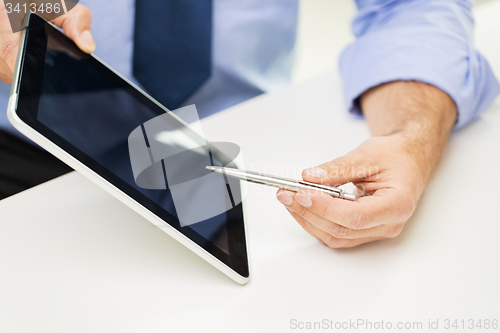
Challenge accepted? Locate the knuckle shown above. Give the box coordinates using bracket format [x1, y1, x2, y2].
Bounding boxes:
[81, 5, 92, 18]
[324, 160, 346, 178]
[72, 3, 92, 19]
[317, 199, 330, 217]
[386, 224, 404, 238]
[329, 223, 348, 238]
[398, 192, 416, 222]
[396, 190, 417, 222]
[294, 206, 308, 218]
[326, 236, 345, 249]
[349, 208, 367, 230]
[403, 200, 416, 221]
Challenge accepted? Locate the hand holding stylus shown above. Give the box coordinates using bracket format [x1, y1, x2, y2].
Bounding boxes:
[277, 81, 457, 249]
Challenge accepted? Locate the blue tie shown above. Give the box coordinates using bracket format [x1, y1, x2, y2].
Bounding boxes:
[133, 0, 212, 110]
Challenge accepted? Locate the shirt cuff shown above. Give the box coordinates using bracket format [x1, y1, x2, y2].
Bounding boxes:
[339, 25, 500, 131]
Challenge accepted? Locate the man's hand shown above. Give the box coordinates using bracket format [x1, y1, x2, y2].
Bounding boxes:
[277, 81, 457, 248]
[0, 1, 95, 84]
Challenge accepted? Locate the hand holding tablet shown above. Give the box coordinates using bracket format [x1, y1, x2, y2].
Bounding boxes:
[8, 14, 249, 284]
[0, 3, 95, 84]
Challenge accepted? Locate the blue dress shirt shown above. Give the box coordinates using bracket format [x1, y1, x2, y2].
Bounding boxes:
[0, 0, 497, 137]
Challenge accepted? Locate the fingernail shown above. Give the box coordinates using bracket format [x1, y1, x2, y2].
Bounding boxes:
[304, 167, 327, 178]
[276, 192, 293, 206]
[286, 206, 294, 213]
[295, 193, 312, 207]
[80, 30, 95, 51]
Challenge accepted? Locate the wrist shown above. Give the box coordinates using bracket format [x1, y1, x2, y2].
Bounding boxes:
[360, 80, 457, 187]
[360, 80, 457, 137]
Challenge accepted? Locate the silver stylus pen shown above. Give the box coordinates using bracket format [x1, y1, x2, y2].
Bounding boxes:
[206, 166, 356, 201]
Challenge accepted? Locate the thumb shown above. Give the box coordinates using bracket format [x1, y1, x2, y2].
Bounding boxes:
[0, 0, 22, 74]
[51, 4, 95, 54]
[302, 152, 372, 187]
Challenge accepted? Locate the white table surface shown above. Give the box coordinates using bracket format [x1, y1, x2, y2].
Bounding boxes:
[2, 3, 500, 332]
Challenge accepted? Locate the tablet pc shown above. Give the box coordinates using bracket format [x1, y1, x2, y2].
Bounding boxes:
[7, 14, 249, 284]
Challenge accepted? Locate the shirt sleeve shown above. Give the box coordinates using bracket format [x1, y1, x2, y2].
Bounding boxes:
[339, 0, 500, 130]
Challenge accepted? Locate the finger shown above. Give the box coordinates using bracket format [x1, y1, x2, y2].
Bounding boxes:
[276, 189, 294, 206]
[302, 221, 386, 248]
[292, 187, 408, 230]
[277, 190, 325, 244]
[0, 57, 13, 84]
[278, 189, 404, 244]
[0, 19, 21, 73]
[52, 4, 95, 53]
[282, 188, 403, 238]
[352, 181, 379, 195]
[0, 0, 18, 34]
[286, 199, 400, 239]
[302, 150, 377, 187]
[288, 209, 326, 245]
[0, 0, 20, 80]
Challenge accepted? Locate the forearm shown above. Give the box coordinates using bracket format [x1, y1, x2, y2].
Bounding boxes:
[360, 80, 457, 190]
